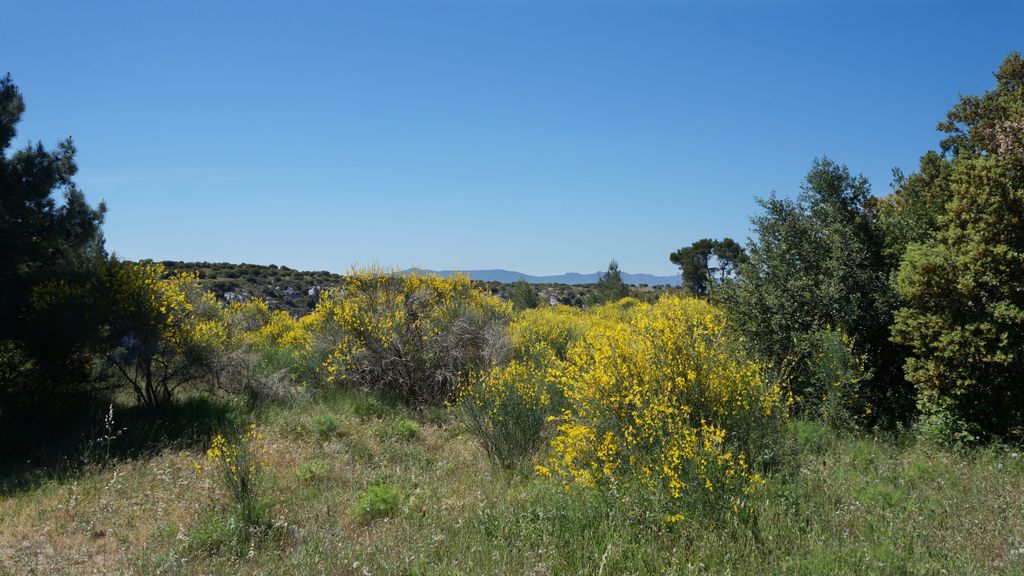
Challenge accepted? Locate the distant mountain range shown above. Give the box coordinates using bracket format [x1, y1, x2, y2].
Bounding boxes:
[405, 268, 681, 286]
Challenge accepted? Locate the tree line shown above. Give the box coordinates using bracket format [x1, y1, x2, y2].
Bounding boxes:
[669, 53, 1024, 443]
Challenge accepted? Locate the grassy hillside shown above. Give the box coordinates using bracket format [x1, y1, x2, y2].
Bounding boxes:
[2, 391, 1022, 575]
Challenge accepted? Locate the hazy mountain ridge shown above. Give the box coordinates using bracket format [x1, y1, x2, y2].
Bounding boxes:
[406, 268, 681, 286]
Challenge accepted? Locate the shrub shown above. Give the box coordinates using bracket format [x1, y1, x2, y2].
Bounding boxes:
[105, 260, 226, 407]
[296, 459, 331, 483]
[354, 484, 401, 522]
[200, 424, 272, 538]
[540, 296, 789, 519]
[508, 278, 540, 311]
[455, 305, 587, 471]
[393, 418, 419, 441]
[351, 395, 388, 419]
[236, 307, 315, 385]
[458, 353, 557, 470]
[313, 413, 342, 438]
[717, 158, 910, 425]
[796, 329, 869, 429]
[506, 306, 590, 361]
[311, 268, 512, 406]
[893, 157, 1024, 443]
[209, 347, 291, 406]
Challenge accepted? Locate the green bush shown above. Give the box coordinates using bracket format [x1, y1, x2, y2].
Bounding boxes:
[354, 484, 401, 522]
[794, 330, 868, 429]
[313, 413, 342, 438]
[351, 395, 388, 420]
[393, 418, 419, 441]
[296, 459, 331, 483]
[891, 54, 1024, 443]
[508, 278, 540, 311]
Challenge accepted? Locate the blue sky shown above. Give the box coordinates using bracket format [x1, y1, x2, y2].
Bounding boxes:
[3, 0, 1021, 276]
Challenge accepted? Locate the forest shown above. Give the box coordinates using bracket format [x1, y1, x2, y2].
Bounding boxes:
[0, 53, 1022, 574]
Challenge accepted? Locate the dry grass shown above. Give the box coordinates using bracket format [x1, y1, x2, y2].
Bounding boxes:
[2, 395, 1023, 575]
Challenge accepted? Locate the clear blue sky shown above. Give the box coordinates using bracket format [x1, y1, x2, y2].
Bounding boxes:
[4, 1, 1021, 276]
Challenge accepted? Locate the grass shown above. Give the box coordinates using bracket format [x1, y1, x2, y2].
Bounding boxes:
[2, 390, 1023, 574]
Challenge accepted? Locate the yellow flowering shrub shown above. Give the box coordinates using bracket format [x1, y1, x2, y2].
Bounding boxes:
[222, 298, 273, 336]
[199, 423, 271, 531]
[456, 299, 638, 470]
[310, 268, 511, 405]
[457, 344, 559, 469]
[506, 305, 591, 361]
[105, 259, 226, 406]
[541, 296, 788, 517]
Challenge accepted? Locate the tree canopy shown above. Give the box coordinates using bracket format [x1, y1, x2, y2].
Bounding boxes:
[0, 74, 108, 410]
[890, 52, 1024, 441]
[669, 238, 746, 296]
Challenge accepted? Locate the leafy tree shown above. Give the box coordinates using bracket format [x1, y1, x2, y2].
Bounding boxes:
[588, 259, 629, 306]
[0, 74, 107, 412]
[891, 53, 1024, 442]
[508, 278, 540, 311]
[721, 158, 907, 422]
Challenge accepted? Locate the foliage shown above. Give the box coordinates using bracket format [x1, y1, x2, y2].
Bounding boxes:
[459, 353, 558, 470]
[505, 305, 591, 361]
[0, 73, 108, 413]
[296, 458, 331, 483]
[796, 329, 869, 429]
[351, 394, 389, 419]
[893, 156, 1024, 441]
[669, 237, 746, 296]
[719, 158, 909, 424]
[875, 153, 954, 266]
[312, 268, 511, 406]
[540, 296, 788, 518]
[889, 53, 1024, 443]
[587, 259, 629, 306]
[313, 413, 342, 438]
[199, 424, 272, 536]
[354, 484, 401, 522]
[393, 418, 420, 440]
[507, 278, 541, 311]
[104, 259, 225, 407]
[456, 305, 589, 470]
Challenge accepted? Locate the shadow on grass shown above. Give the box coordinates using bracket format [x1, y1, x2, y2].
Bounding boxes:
[0, 394, 240, 496]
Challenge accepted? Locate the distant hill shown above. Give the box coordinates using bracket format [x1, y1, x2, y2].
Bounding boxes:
[406, 268, 681, 286]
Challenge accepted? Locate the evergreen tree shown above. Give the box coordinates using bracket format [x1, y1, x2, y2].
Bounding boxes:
[0, 74, 108, 412]
[508, 278, 540, 311]
[589, 259, 629, 306]
[670, 238, 747, 295]
[891, 53, 1024, 441]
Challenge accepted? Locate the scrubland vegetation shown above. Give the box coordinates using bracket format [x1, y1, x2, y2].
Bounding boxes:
[2, 55, 1024, 574]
